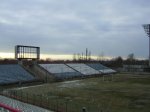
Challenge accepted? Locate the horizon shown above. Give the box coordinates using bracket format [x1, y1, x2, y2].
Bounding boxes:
[0, 52, 147, 61]
[0, 52, 109, 60]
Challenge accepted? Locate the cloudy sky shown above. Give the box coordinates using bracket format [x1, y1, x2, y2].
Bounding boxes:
[0, 0, 150, 59]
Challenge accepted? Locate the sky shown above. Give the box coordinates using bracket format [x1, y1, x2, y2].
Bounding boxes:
[0, 0, 150, 59]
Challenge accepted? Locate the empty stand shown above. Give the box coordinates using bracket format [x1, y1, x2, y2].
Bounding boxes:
[0, 64, 35, 84]
[39, 63, 115, 79]
[39, 64, 82, 79]
[67, 63, 100, 75]
[87, 63, 116, 74]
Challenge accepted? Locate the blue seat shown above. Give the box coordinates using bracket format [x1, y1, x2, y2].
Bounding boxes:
[0, 64, 35, 84]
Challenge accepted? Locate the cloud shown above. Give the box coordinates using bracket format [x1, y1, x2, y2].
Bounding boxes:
[0, 0, 150, 58]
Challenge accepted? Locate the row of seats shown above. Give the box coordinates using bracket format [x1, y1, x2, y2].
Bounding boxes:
[39, 63, 116, 79]
[67, 63, 100, 75]
[0, 95, 51, 112]
[87, 63, 116, 74]
[0, 64, 35, 84]
[40, 64, 81, 79]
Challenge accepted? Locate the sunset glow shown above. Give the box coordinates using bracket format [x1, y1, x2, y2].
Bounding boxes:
[0, 52, 112, 60]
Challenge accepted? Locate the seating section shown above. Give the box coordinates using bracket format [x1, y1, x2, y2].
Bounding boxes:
[39, 64, 82, 79]
[0, 95, 51, 112]
[87, 63, 116, 74]
[0, 64, 35, 84]
[67, 63, 100, 75]
[39, 63, 116, 79]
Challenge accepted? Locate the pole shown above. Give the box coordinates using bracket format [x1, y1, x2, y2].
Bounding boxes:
[149, 36, 150, 67]
[66, 101, 68, 112]
[86, 48, 88, 61]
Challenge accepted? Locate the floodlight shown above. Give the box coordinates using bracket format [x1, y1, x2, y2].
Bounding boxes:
[143, 24, 150, 66]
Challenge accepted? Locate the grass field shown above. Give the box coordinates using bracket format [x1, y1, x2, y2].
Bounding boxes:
[5, 73, 150, 112]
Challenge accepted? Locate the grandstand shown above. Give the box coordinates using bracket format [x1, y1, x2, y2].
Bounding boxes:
[39, 63, 116, 79]
[0, 64, 35, 85]
[0, 63, 116, 84]
[87, 63, 116, 74]
[67, 63, 100, 76]
[39, 64, 82, 79]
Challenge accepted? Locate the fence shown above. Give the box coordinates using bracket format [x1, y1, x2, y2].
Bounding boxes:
[0, 89, 107, 112]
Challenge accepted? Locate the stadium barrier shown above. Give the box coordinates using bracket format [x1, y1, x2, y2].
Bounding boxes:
[0, 102, 21, 112]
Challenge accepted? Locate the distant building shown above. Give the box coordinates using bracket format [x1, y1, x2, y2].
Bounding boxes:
[123, 65, 148, 72]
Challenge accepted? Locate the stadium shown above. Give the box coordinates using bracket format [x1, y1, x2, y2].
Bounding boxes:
[0, 45, 118, 112]
[1, 0, 150, 111]
[0, 45, 150, 112]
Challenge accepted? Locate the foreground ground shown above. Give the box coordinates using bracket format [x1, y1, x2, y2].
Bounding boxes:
[4, 73, 150, 112]
[0, 95, 52, 112]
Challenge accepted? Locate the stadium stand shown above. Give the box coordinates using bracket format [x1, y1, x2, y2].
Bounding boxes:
[39, 63, 115, 79]
[0, 95, 51, 112]
[39, 64, 82, 79]
[87, 63, 116, 74]
[0, 64, 35, 84]
[67, 63, 100, 75]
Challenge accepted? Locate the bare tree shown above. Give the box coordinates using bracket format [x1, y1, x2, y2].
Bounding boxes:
[127, 53, 135, 61]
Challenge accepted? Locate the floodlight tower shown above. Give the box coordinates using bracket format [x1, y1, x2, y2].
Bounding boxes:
[143, 24, 150, 67]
